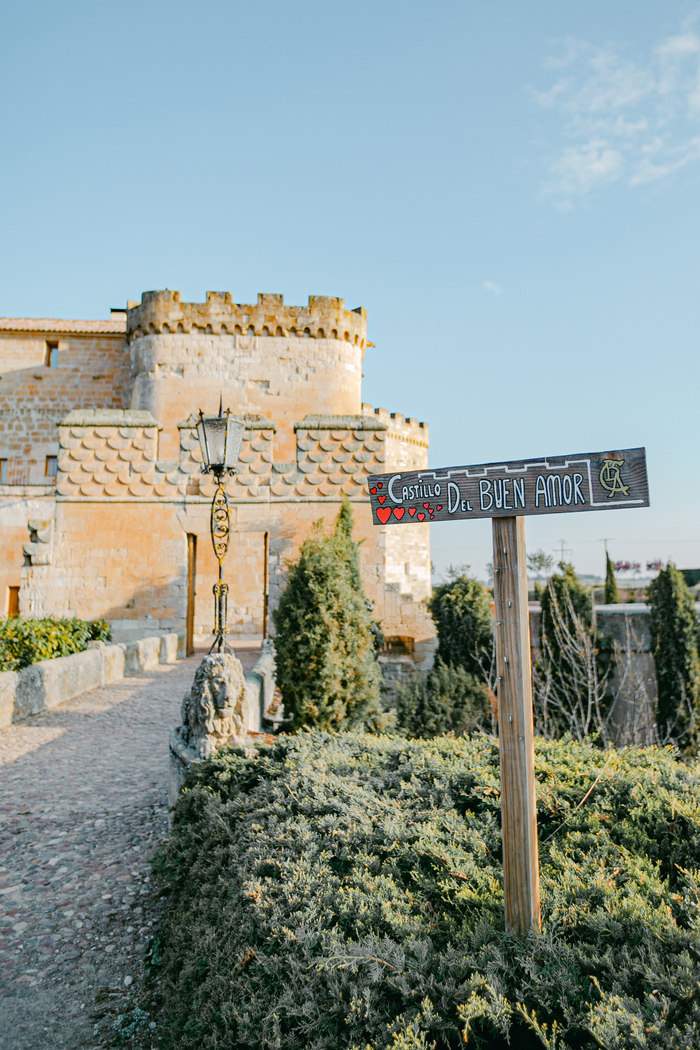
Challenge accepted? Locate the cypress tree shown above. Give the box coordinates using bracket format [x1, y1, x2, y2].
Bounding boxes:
[429, 574, 493, 681]
[273, 500, 383, 731]
[604, 553, 620, 604]
[540, 562, 592, 657]
[648, 563, 700, 747]
[538, 562, 598, 729]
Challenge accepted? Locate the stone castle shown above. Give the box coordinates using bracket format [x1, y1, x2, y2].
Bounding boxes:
[1, 290, 435, 670]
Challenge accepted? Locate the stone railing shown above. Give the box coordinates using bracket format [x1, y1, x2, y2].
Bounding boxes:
[0, 632, 183, 727]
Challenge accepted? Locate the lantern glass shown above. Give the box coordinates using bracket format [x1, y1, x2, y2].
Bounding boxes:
[223, 415, 245, 469]
[197, 411, 245, 473]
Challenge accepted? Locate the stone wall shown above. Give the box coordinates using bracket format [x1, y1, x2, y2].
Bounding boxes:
[19, 409, 434, 653]
[0, 489, 55, 616]
[0, 320, 128, 462]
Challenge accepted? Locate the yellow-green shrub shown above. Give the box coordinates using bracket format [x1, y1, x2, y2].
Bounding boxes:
[0, 616, 111, 671]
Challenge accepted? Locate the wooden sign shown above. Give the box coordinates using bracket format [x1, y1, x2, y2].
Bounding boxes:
[367, 447, 649, 526]
[368, 444, 650, 938]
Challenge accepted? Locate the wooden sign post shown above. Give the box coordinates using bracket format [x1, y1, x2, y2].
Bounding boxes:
[368, 448, 649, 935]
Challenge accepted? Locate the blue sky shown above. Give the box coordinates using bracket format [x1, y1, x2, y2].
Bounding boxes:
[2, 0, 699, 582]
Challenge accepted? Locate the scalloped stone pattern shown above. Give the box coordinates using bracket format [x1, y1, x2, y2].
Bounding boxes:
[57, 426, 277, 500]
[271, 428, 386, 498]
[56, 425, 178, 499]
[56, 425, 383, 500]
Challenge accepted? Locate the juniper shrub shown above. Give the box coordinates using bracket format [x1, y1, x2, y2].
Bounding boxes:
[154, 732, 700, 1049]
[395, 659, 489, 738]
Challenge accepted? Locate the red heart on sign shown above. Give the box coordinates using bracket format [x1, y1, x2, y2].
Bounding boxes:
[423, 503, 430, 508]
[408, 507, 416, 517]
[436, 505, 443, 511]
[377, 495, 386, 504]
[370, 487, 377, 495]
[393, 507, 405, 520]
[417, 512, 425, 521]
[377, 483, 383, 488]
[376, 507, 391, 524]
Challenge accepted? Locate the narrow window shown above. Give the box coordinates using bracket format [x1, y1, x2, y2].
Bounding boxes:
[7, 586, 20, 617]
[0, 459, 7, 484]
[46, 342, 59, 367]
[46, 455, 58, 480]
[186, 534, 197, 657]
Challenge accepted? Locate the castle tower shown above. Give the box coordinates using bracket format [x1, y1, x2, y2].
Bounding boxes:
[126, 291, 368, 461]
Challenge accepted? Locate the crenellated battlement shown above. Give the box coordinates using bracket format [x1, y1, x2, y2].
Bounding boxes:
[127, 290, 367, 346]
[361, 403, 429, 472]
[360, 404, 429, 440]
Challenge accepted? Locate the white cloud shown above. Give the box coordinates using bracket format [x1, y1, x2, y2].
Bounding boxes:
[535, 27, 700, 203]
[483, 281, 503, 294]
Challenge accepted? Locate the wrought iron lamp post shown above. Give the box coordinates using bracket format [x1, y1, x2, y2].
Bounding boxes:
[196, 400, 245, 653]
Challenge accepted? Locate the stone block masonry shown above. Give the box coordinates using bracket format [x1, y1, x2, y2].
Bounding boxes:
[0, 320, 128, 462]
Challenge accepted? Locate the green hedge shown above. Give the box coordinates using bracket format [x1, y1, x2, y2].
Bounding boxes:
[0, 616, 111, 671]
[154, 733, 700, 1049]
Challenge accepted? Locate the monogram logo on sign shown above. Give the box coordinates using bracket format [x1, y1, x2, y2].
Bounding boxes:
[599, 459, 630, 499]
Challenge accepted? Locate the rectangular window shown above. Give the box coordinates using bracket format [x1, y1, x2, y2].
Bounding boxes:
[46, 342, 59, 367]
[0, 459, 7, 484]
[46, 455, 58, 479]
[8, 586, 20, 616]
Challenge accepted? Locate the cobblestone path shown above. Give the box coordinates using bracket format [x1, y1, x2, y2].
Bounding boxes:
[0, 649, 260, 1049]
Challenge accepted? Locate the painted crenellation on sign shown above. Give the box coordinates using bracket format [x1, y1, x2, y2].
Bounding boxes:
[368, 448, 649, 525]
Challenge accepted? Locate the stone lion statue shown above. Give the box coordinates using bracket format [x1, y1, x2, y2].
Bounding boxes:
[180, 653, 247, 758]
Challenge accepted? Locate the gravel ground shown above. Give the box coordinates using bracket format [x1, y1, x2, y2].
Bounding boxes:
[0, 647, 260, 1050]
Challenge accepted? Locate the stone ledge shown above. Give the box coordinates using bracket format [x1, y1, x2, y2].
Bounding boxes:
[294, 415, 388, 431]
[59, 409, 162, 429]
[0, 317, 126, 334]
[178, 413, 277, 431]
